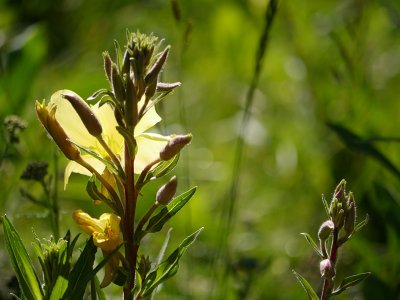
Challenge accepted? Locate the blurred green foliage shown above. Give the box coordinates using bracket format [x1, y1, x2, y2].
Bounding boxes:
[1, 0, 400, 299]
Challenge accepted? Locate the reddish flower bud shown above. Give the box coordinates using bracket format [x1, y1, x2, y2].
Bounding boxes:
[156, 176, 178, 205]
[159, 134, 192, 161]
[318, 220, 334, 241]
[320, 259, 336, 279]
[61, 91, 103, 137]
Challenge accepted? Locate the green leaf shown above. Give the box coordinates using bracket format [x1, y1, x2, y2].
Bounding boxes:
[2, 215, 43, 300]
[94, 276, 106, 300]
[292, 270, 319, 300]
[300, 233, 324, 258]
[63, 238, 97, 299]
[354, 214, 369, 233]
[328, 123, 400, 180]
[332, 272, 371, 295]
[114, 40, 123, 73]
[87, 89, 113, 102]
[145, 187, 197, 233]
[142, 228, 203, 297]
[143, 154, 180, 184]
[321, 194, 330, 218]
[86, 175, 116, 211]
[49, 276, 68, 300]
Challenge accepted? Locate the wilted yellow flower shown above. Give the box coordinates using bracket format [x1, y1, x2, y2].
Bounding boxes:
[46, 90, 170, 188]
[35, 100, 81, 161]
[73, 209, 122, 252]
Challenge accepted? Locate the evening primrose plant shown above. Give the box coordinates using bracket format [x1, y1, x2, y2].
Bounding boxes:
[2, 31, 201, 299]
[293, 180, 370, 300]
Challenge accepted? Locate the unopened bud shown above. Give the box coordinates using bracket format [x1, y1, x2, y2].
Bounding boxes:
[334, 179, 346, 201]
[156, 82, 181, 92]
[160, 134, 192, 161]
[103, 51, 113, 82]
[320, 259, 336, 279]
[145, 79, 157, 100]
[344, 193, 356, 237]
[111, 63, 125, 102]
[335, 209, 345, 229]
[318, 220, 334, 241]
[121, 49, 131, 76]
[156, 176, 177, 205]
[145, 46, 170, 85]
[61, 91, 103, 137]
[35, 101, 80, 161]
[329, 197, 338, 219]
[125, 78, 138, 126]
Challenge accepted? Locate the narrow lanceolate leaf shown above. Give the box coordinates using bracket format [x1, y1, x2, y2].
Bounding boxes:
[142, 228, 203, 297]
[2, 215, 43, 300]
[143, 154, 180, 184]
[321, 194, 330, 218]
[63, 238, 97, 299]
[49, 276, 68, 300]
[292, 270, 319, 300]
[332, 272, 371, 295]
[93, 276, 107, 300]
[354, 214, 369, 233]
[145, 187, 197, 233]
[86, 176, 117, 211]
[300, 233, 324, 258]
[328, 123, 400, 180]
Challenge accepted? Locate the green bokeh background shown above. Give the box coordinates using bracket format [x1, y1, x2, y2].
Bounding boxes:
[1, 0, 400, 299]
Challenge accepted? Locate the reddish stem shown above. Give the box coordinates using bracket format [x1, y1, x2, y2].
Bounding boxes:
[123, 144, 139, 299]
[320, 228, 339, 300]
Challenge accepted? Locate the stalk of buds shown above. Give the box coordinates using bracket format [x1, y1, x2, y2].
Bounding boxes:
[294, 179, 370, 300]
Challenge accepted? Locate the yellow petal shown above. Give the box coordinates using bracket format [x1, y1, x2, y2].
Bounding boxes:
[134, 133, 170, 173]
[73, 210, 103, 235]
[134, 104, 161, 136]
[91, 103, 124, 155]
[50, 90, 97, 148]
[64, 155, 105, 189]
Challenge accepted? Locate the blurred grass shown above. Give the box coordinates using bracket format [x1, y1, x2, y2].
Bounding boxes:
[1, 0, 400, 299]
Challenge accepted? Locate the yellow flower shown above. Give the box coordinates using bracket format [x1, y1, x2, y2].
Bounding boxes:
[73, 209, 124, 287]
[73, 209, 122, 252]
[46, 90, 170, 188]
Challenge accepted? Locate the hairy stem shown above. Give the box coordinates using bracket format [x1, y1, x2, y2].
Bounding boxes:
[123, 144, 139, 299]
[321, 228, 339, 300]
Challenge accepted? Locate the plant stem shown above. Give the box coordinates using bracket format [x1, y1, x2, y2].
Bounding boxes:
[321, 228, 339, 300]
[123, 144, 139, 299]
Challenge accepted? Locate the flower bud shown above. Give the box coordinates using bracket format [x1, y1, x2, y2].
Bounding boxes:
[318, 220, 334, 241]
[329, 197, 338, 219]
[61, 91, 103, 137]
[334, 179, 346, 201]
[36, 101, 80, 161]
[111, 63, 125, 103]
[103, 51, 113, 82]
[159, 134, 192, 161]
[156, 176, 177, 205]
[320, 259, 336, 279]
[145, 46, 170, 85]
[344, 193, 356, 237]
[334, 208, 345, 229]
[156, 82, 182, 92]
